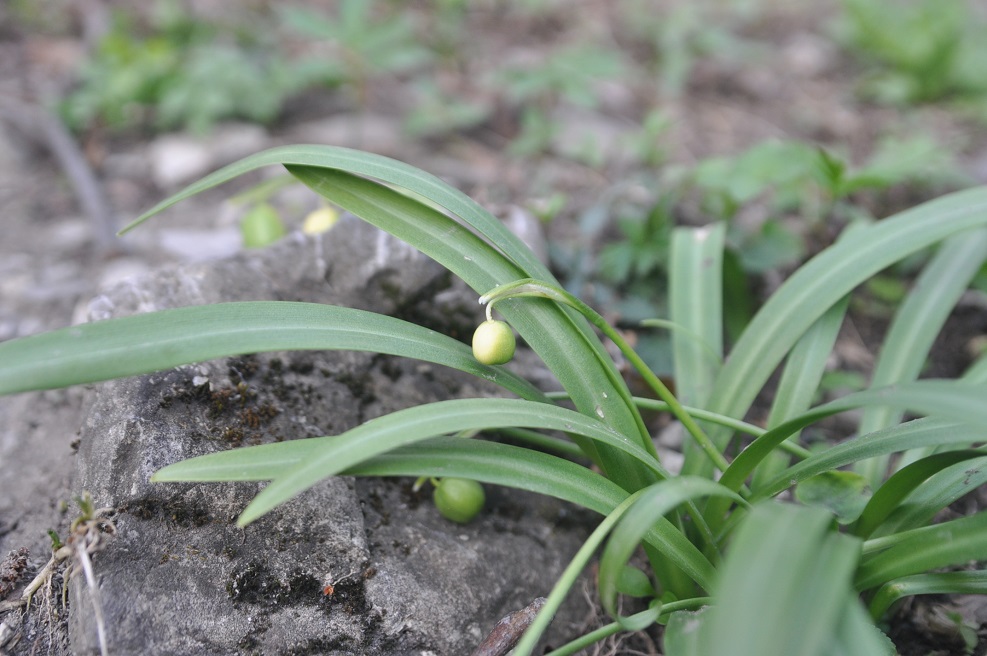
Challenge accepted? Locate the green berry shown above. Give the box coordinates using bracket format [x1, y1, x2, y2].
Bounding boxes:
[241, 203, 285, 248]
[433, 478, 485, 523]
[472, 320, 516, 365]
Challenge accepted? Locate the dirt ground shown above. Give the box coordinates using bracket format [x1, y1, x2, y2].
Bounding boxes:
[2, 1, 987, 654]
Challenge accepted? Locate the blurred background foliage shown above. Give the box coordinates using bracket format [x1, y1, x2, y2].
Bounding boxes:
[5, 0, 986, 381]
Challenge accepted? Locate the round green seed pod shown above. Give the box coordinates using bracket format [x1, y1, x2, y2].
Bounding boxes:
[241, 203, 286, 248]
[472, 320, 516, 365]
[433, 478, 485, 524]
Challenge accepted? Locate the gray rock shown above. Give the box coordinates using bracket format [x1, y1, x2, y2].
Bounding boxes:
[40, 216, 590, 655]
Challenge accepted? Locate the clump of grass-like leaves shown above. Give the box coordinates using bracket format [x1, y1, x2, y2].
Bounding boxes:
[2, 145, 987, 654]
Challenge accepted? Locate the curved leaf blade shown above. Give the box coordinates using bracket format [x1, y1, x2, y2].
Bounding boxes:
[0, 301, 546, 400]
[852, 450, 987, 538]
[345, 438, 717, 591]
[856, 228, 987, 483]
[709, 187, 987, 430]
[722, 380, 987, 494]
[153, 398, 668, 515]
[754, 418, 986, 501]
[598, 478, 746, 618]
[124, 144, 552, 280]
[868, 570, 987, 620]
[856, 511, 987, 590]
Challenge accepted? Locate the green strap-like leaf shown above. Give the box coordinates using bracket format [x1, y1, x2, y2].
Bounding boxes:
[346, 437, 625, 515]
[722, 380, 987, 495]
[856, 227, 987, 484]
[754, 418, 985, 501]
[153, 397, 670, 520]
[701, 503, 861, 656]
[124, 145, 552, 280]
[868, 570, 987, 620]
[857, 511, 987, 590]
[754, 295, 849, 488]
[598, 478, 746, 617]
[669, 224, 725, 409]
[868, 455, 987, 538]
[0, 301, 545, 401]
[852, 450, 987, 538]
[709, 187, 987, 432]
[670, 224, 726, 476]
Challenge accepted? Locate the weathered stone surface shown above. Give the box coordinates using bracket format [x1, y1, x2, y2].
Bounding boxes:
[56, 217, 588, 655]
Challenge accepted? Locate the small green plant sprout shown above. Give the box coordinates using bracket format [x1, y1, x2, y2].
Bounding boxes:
[1, 494, 116, 655]
[836, 0, 987, 107]
[431, 477, 486, 524]
[3, 145, 987, 655]
[62, 8, 306, 135]
[278, 0, 432, 107]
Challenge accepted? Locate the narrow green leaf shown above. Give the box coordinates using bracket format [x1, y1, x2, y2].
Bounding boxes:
[343, 439, 716, 591]
[709, 187, 987, 436]
[669, 224, 725, 408]
[754, 296, 849, 488]
[0, 301, 545, 401]
[857, 228, 987, 484]
[670, 224, 726, 476]
[348, 437, 629, 517]
[754, 418, 985, 501]
[723, 381, 987, 494]
[868, 455, 987, 537]
[702, 503, 861, 656]
[853, 450, 987, 538]
[598, 477, 747, 618]
[857, 511, 987, 590]
[124, 145, 552, 280]
[154, 398, 668, 491]
[868, 570, 987, 620]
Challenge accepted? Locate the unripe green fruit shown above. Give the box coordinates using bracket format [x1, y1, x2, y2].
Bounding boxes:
[433, 478, 485, 523]
[472, 320, 516, 365]
[241, 203, 285, 248]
